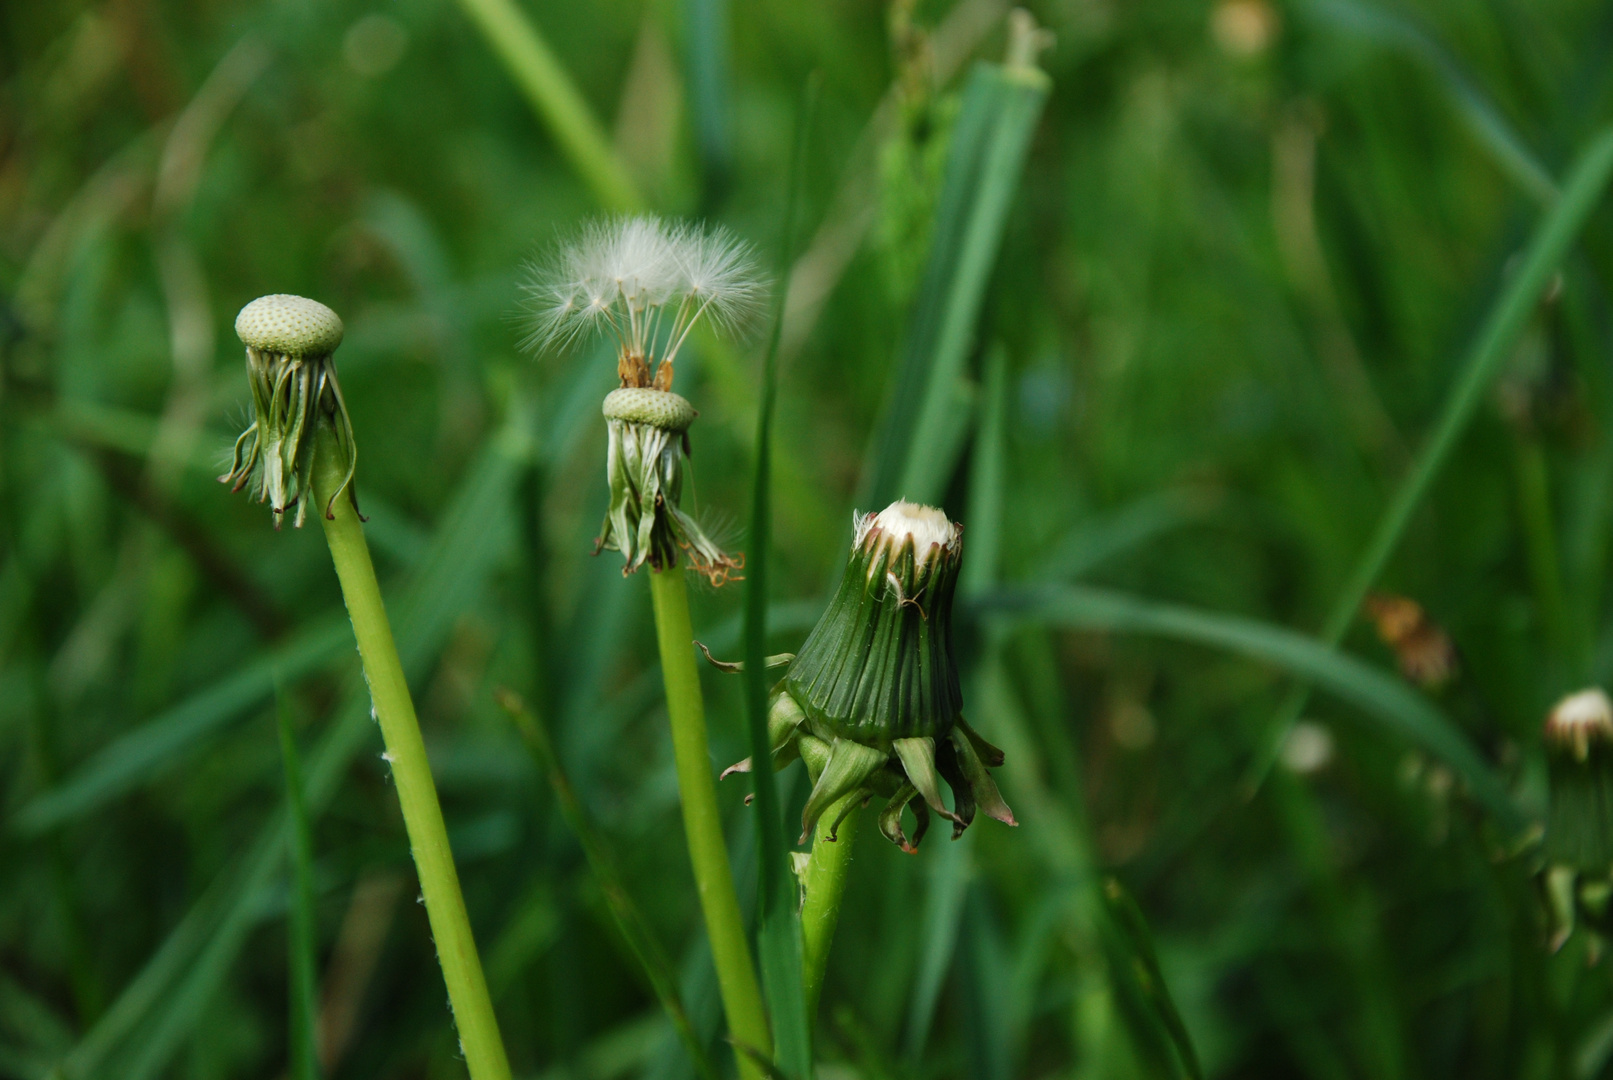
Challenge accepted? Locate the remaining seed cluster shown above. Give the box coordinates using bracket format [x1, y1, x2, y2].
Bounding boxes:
[222, 294, 358, 528]
[529, 216, 760, 584]
[525, 215, 762, 392]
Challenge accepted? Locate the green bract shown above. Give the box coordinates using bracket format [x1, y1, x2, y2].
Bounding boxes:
[1540, 688, 1613, 952]
[597, 388, 740, 585]
[221, 294, 358, 528]
[721, 501, 1016, 851]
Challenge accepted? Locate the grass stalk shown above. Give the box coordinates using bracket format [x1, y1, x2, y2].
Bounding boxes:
[1241, 124, 1613, 794]
[648, 566, 772, 1080]
[1512, 434, 1576, 674]
[275, 684, 320, 1080]
[495, 688, 719, 1080]
[310, 428, 511, 1080]
[798, 794, 859, 1022]
[453, 0, 642, 212]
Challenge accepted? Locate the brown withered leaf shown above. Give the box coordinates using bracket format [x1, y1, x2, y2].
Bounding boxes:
[1364, 593, 1458, 689]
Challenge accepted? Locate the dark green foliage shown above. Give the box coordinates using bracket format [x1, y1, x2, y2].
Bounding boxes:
[9, 0, 1613, 1077]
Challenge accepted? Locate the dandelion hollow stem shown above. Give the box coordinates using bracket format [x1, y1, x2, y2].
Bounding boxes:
[799, 789, 860, 1022]
[311, 425, 511, 1080]
[648, 567, 772, 1080]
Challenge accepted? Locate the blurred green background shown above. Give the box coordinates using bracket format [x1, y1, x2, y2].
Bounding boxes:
[6, 0, 1613, 1076]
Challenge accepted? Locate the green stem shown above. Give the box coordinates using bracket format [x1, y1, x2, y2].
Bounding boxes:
[799, 792, 859, 1022]
[648, 567, 772, 1080]
[311, 429, 511, 1080]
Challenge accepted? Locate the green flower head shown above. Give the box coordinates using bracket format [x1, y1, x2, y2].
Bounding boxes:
[220, 294, 358, 529]
[721, 501, 1016, 851]
[526, 217, 762, 585]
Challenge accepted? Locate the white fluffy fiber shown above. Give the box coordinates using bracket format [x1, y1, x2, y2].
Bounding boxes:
[524, 216, 763, 360]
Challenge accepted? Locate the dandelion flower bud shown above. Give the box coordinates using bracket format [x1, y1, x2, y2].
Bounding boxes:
[220, 294, 359, 528]
[721, 501, 1016, 851]
[1544, 688, 1613, 872]
[527, 217, 760, 583]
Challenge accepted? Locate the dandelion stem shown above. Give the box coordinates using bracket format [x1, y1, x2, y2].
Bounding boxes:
[648, 566, 772, 1080]
[310, 426, 511, 1080]
[799, 792, 859, 1023]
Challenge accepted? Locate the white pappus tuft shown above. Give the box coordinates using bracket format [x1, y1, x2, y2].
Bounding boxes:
[523, 216, 764, 390]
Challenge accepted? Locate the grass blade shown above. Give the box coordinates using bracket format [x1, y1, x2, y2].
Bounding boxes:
[984, 583, 1527, 833]
[742, 76, 817, 1080]
[902, 837, 971, 1061]
[1101, 877, 1203, 1080]
[865, 32, 1049, 508]
[496, 690, 718, 1080]
[903, 346, 1009, 1061]
[1244, 123, 1613, 792]
[13, 618, 349, 834]
[894, 21, 1050, 1057]
[1300, 0, 1558, 204]
[1040, 490, 1213, 582]
[275, 681, 320, 1080]
[454, 0, 642, 212]
[55, 419, 532, 1079]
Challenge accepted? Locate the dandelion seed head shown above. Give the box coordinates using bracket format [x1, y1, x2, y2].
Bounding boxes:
[679, 225, 764, 334]
[523, 216, 766, 377]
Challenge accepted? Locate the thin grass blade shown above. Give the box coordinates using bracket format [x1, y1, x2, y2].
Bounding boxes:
[1244, 124, 1613, 793]
[275, 680, 320, 1080]
[741, 75, 818, 1080]
[454, 0, 642, 211]
[497, 690, 718, 1080]
[1300, 0, 1558, 204]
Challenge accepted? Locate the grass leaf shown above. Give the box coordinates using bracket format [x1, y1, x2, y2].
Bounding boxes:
[742, 75, 818, 1080]
[865, 53, 1049, 508]
[496, 689, 718, 1080]
[1244, 123, 1613, 791]
[984, 583, 1527, 832]
[275, 680, 320, 1080]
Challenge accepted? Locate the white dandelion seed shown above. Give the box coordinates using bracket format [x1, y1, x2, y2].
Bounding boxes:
[523, 216, 764, 385]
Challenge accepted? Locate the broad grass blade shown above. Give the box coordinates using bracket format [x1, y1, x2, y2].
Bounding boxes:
[13, 618, 348, 834]
[984, 583, 1527, 832]
[864, 54, 1049, 508]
